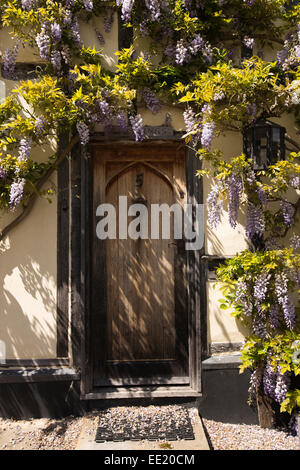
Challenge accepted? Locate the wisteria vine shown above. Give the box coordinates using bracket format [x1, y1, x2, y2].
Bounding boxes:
[0, 0, 300, 432]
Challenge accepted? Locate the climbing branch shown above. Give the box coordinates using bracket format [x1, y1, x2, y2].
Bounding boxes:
[0, 134, 80, 242]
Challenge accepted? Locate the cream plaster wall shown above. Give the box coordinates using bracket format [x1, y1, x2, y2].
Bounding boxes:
[0, 18, 299, 356]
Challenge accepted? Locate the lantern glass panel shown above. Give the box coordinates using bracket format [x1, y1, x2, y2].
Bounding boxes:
[272, 127, 280, 143]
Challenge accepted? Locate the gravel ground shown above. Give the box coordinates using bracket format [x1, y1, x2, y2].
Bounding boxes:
[202, 419, 300, 450]
[1, 411, 299, 450]
[0, 414, 98, 450]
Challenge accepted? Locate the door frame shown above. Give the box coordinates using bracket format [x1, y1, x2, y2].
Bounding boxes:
[72, 135, 204, 399]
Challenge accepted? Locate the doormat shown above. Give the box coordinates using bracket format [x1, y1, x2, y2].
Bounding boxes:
[95, 405, 195, 443]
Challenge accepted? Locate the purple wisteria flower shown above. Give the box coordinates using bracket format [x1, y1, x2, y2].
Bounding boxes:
[207, 184, 223, 229]
[235, 280, 253, 316]
[243, 37, 254, 49]
[18, 137, 32, 162]
[141, 88, 161, 114]
[145, 0, 161, 21]
[35, 116, 47, 137]
[189, 34, 205, 55]
[83, 0, 93, 12]
[226, 174, 243, 228]
[61, 46, 72, 65]
[77, 121, 90, 145]
[253, 272, 271, 304]
[274, 369, 290, 403]
[50, 50, 62, 70]
[130, 114, 145, 141]
[269, 304, 280, 329]
[36, 25, 50, 59]
[119, 0, 135, 22]
[289, 174, 300, 188]
[21, 0, 37, 10]
[253, 315, 266, 338]
[277, 48, 288, 67]
[245, 204, 265, 239]
[0, 165, 7, 180]
[3, 44, 19, 79]
[51, 23, 62, 43]
[184, 106, 201, 144]
[290, 234, 300, 250]
[280, 201, 294, 226]
[248, 368, 261, 393]
[98, 99, 110, 117]
[263, 359, 277, 399]
[175, 39, 190, 65]
[201, 120, 215, 149]
[183, 107, 196, 133]
[9, 178, 25, 209]
[275, 272, 295, 330]
[70, 17, 82, 46]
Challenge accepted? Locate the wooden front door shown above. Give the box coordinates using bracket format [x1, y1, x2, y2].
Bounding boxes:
[91, 143, 189, 388]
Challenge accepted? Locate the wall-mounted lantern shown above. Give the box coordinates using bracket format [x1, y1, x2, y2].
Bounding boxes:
[243, 119, 286, 169]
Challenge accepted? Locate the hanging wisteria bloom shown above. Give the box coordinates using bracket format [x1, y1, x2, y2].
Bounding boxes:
[243, 37, 254, 49]
[18, 137, 32, 163]
[290, 234, 300, 250]
[141, 88, 161, 114]
[98, 99, 110, 118]
[274, 368, 290, 403]
[130, 114, 145, 141]
[51, 51, 62, 71]
[225, 173, 243, 228]
[145, 0, 161, 21]
[207, 184, 223, 229]
[9, 178, 26, 209]
[275, 272, 295, 329]
[289, 174, 300, 188]
[51, 23, 62, 43]
[0, 166, 7, 180]
[83, 0, 93, 12]
[269, 304, 280, 330]
[201, 119, 215, 149]
[184, 107, 201, 144]
[77, 121, 90, 145]
[189, 34, 205, 55]
[3, 44, 19, 79]
[36, 24, 50, 60]
[235, 280, 253, 316]
[35, 116, 47, 137]
[248, 368, 261, 394]
[175, 40, 190, 65]
[119, 0, 135, 22]
[21, 0, 37, 10]
[253, 272, 271, 304]
[70, 17, 82, 46]
[245, 204, 265, 239]
[280, 201, 294, 226]
[253, 315, 266, 338]
[263, 359, 277, 400]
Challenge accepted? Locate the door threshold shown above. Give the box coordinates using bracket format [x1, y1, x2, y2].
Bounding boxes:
[81, 385, 201, 400]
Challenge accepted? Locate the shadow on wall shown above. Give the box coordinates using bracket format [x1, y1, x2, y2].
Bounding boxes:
[206, 204, 248, 343]
[0, 229, 57, 360]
